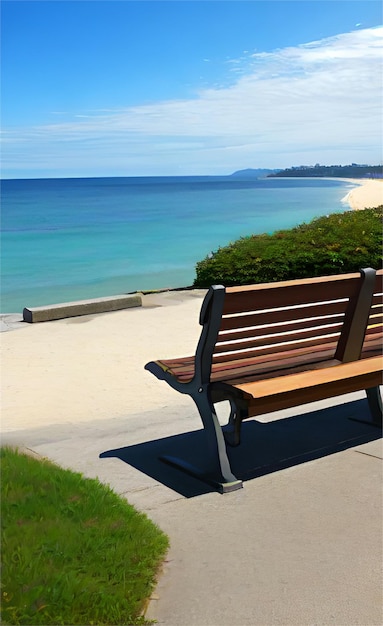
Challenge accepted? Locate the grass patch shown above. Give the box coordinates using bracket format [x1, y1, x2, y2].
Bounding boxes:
[194, 206, 383, 287]
[1, 447, 169, 625]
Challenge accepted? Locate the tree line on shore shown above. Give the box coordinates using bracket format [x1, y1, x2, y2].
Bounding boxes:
[267, 164, 383, 178]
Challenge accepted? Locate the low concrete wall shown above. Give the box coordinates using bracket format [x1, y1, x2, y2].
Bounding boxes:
[23, 293, 142, 323]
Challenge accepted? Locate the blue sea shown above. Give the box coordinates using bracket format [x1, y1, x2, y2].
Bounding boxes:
[1, 175, 356, 313]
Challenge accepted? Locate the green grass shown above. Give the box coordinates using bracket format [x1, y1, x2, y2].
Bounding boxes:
[1, 447, 169, 625]
[194, 206, 383, 287]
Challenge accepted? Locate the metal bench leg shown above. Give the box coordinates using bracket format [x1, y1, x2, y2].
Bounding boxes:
[161, 389, 243, 493]
[366, 386, 383, 426]
[349, 386, 383, 428]
[222, 399, 248, 447]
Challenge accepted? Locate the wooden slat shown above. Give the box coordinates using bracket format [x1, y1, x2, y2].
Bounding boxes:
[365, 325, 383, 337]
[367, 312, 383, 323]
[363, 330, 383, 343]
[225, 360, 345, 385]
[361, 339, 382, 359]
[374, 269, 383, 293]
[177, 373, 195, 382]
[156, 356, 194, 368]
[372, 293, 383, 306]
[223, 273, 361, 315]
[232, 357, 382, 418]
[155, 357, 194, 378]
[211, 355, 340, 385]
[225, 271, 361, 295]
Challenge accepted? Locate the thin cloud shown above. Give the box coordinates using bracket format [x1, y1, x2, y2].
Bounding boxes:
[2, 26, 382, 176]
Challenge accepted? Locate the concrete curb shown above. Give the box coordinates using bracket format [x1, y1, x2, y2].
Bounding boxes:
[22, 293, 142, 323]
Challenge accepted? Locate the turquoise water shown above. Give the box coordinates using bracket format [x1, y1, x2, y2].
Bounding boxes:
[1, 176, 355, 313]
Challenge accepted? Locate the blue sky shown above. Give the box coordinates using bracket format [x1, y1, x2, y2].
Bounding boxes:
[1, 1, 382, 178]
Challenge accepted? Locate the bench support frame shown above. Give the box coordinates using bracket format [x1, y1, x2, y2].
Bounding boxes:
[366, 387, 383, 425]
[349, 386, 383, 428]
[161, 385, 243, 493]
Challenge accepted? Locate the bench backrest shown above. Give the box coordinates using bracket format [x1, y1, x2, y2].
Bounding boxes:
[196, 269, 382, 385]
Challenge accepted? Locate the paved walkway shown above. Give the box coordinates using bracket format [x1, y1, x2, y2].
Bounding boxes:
[3, 392, 382, 625]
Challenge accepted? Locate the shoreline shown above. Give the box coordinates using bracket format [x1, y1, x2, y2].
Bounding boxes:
[339, 178, 383, 210]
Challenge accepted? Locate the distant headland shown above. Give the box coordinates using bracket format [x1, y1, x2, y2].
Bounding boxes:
[230, 168, 277, 178]
[231, 163, 383, 179]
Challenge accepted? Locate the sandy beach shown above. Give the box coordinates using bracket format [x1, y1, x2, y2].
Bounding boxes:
[342, 178, 383, 210]
[1, 290, 209, 432]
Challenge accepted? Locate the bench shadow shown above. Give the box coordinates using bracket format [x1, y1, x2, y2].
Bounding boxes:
[100, 398, 382, 497]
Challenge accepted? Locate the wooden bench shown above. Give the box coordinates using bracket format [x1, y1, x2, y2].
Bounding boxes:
[145, 268, 382, 492]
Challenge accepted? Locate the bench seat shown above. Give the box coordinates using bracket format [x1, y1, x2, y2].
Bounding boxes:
[152, 337, 382, 386]
[232, 356, 382, 415]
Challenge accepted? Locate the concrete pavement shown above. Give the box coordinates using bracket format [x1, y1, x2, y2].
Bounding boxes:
[2, 391, 382, 626]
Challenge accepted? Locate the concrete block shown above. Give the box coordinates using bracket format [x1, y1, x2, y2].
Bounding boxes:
[23, 293, 142, 323]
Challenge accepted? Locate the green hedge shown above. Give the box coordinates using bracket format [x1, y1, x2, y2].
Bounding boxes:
[194, 207, 383, 288]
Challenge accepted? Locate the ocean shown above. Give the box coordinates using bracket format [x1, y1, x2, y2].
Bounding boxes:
[1, 175, 356, 314]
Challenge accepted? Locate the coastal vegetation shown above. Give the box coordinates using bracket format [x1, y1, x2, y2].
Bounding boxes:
[1, 447, 169, 625]
[194, 206, 383, 288]
[267, 163, 383, 178]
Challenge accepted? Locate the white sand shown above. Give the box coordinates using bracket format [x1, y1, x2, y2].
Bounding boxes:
[1, 291, 206, 432]
[343, 179, 383, 210]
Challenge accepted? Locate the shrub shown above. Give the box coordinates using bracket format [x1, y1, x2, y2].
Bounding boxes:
[194, 207, 383, 287]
